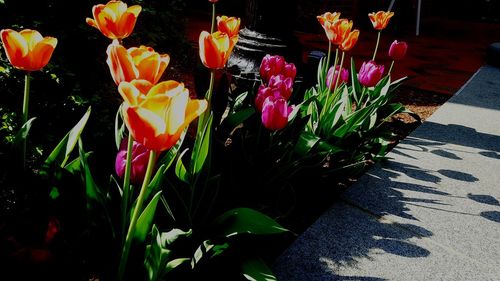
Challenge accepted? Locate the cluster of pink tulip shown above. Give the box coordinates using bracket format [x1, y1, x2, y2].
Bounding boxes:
[255, 55, 297, 131]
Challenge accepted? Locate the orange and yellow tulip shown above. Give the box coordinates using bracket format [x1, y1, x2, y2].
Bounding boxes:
[217, 16, 241, 38]
[107, 43, 170, 85]
[368, 11, 394, 30]
[199, 31, 235, 69]
[86, 0, 141, 40]
[318, 16, 353, 46]
[119, 79, 207, 151]
[0, 29, 57, 72]
[340, 29, 360, 51]
[317, 12, 341, 27]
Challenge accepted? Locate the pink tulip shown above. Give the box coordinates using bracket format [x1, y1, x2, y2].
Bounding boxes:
[261, 96, 293, 131]
[326, 65, 349, 90]
[358, 60, 385, 87]
[255, 85, 282, 112]
[389, 40, 408, 60]
[268, 74, 294, 100]
[259, 54, 296, 83]
[115, 139, 151, 185]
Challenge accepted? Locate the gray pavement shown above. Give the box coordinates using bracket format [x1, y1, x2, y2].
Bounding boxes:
[273, 65, 500, 281]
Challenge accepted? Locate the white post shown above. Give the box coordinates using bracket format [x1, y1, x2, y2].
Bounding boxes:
[416, 0, 422, 36]
[388, 0, 396, 11]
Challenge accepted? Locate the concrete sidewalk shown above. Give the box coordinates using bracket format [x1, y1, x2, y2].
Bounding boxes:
[273, 65, 500, 281]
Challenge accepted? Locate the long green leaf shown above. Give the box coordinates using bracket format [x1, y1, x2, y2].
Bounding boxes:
[241, 258, 278, 281]
[223, 107, 255, 131]
[115, 103, 126, 150]
[214, 208, 289, 237]
[13, 117, 36, 149]
[46, 107, 91, 167]
[294, 132, 320, 157]
[135, 191, 162, 242]
[175, 149, 190, 183]
[190, 113, 213, 176]
[350, 58, 362, 103]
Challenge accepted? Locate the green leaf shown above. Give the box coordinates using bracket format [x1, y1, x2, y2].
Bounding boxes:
[135, 191, 162, 242]
[13, 117, 36, 149]
[214, 208, 289, 237]
[223, 107, 255, 131]
[241, 258, 278, 281]
[115, 103, 126, 150]
[77, 138, 102, 209]
[190, 113, 213, 176]
[350, 58, 362, 103]
[233, 91, 249, 112]
[63, 152, 92, 174]
[145, 226, 192, 281]
[144, 164, 166, 203]
[175, 149, 190, 183]
[294, 132, 320, 157]
[46, 107, 91, 167]
[191, 240, 229, 269]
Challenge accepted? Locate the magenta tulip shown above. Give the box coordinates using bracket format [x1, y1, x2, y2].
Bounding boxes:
[268, 74, 294, 100]
[259, 54, 296, 83]
[255, 85, 282, 112]
[115, 139, 151, 185]
[261, 96, 293, 131]
[326, 65, 349, 90]
[358, 60, 385, 87]
[389, 40, 408, 60]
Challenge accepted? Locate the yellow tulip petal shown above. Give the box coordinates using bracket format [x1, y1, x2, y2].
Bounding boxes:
[30, 37, 57, 70]
[127, 5, 142, 17]
[86, 18, 98, 28]
[20, 29, 43, 50]
[118, 81, 142, 105]
[165, 88, 189, 135]
[107, 43, 138, 84]
[107, 1, 127, 19]
[1, 29, 29, 67]
[93, 5, 115, 38]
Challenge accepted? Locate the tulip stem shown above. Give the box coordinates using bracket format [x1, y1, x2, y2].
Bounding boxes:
[328, 48, 339, 92]
[21, 73, 31, 169]
[388, 60, 395, 76]
[211, 3, 216, 33]
[324, 41, 332, 81]
[333, 51, 346, 94]
[118, 150, 157, 281]
[372, 31, 381, 61]
[121, 133, 134, 242]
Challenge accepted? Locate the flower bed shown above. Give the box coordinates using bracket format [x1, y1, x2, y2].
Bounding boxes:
[0, 1, 419, 280]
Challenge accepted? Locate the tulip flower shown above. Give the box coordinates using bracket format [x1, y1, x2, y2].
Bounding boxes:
[107, 43, 170, 85]
[86, 1, 141, 40]
[358, 60, 385, 87]
[0, 29, 57, 72]
[326, 65, 349, 90]
[389, 40, 408, 60]
[368, 11, 395, 31]
[199, 31, 235, 69]
[255, 83, 291, 112]
[261, 96, 293, 131]
[115, 139, 151, 184]
[119, 79, 207, 151]
[217, 16, 241, 38]
[317, 12, 341, 42]
[268, 74, 293, 100]
[339, 29, 359, 51]
[259, 55, 297, 83]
